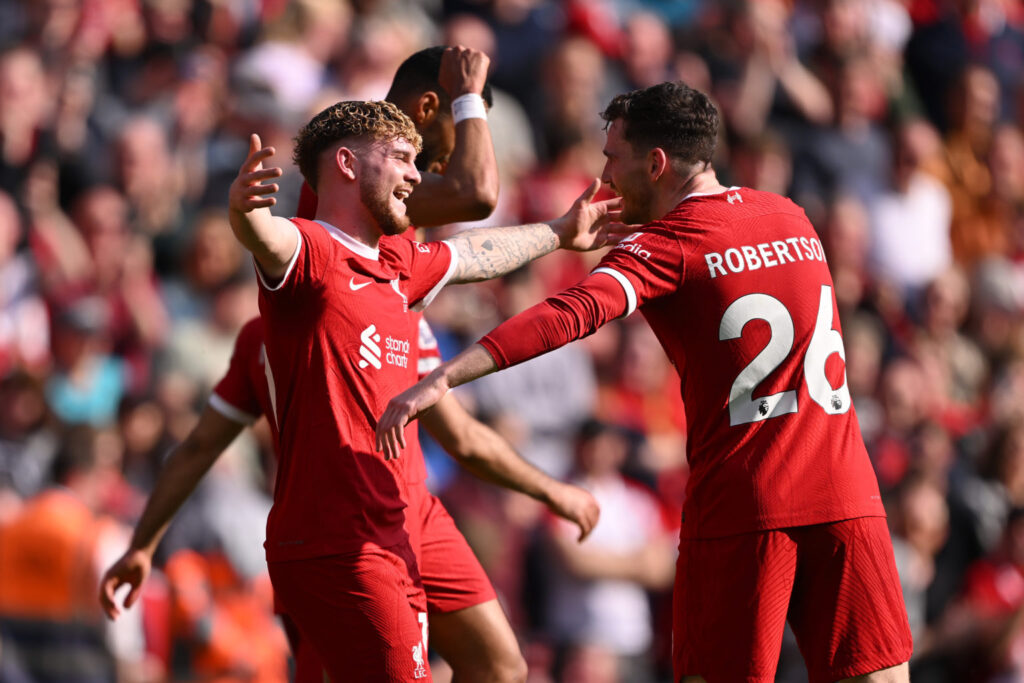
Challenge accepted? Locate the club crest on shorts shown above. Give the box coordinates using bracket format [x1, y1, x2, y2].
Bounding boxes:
[412, 642, 427, 679]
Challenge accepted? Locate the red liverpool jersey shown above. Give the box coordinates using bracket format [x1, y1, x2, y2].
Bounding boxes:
[256, 217, 457, 561]
[209, 313, 441, 473]
[481, 188, 884, 539]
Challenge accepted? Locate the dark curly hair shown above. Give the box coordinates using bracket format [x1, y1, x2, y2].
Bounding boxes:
[293, 100, 423, 189]
[600, 82, 719, 170]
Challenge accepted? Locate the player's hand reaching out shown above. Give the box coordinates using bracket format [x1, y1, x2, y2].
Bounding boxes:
[376, 372, 451, 460]
[552, 179, 630, 252]
[439, 45, 490, 98]
[98, 548, 152, 620]
[545, 482, 601, 542]
[229, 134, 283, 215]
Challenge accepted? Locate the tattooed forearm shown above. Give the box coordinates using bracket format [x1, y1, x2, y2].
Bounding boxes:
[445, 223, 559, 283]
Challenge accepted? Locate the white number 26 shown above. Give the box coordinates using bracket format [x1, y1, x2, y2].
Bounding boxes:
[718, 285, 850, 426]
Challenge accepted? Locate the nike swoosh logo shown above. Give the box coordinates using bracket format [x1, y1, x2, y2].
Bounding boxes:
[349, 277, 372, 291]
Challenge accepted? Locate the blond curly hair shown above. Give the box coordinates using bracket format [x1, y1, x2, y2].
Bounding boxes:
[293, 100, 423, 189]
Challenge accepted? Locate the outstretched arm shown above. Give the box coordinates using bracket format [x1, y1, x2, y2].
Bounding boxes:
[98, 406, 243, 619]
[228, 134, 297, 282]
[444, 180, 623, 283]
[376, 272, 628, 458]
[422, 393, 600, 541]
[406, 46, 498, 227]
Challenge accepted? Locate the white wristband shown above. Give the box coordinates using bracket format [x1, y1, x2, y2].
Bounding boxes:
[452, 93, 487, 124]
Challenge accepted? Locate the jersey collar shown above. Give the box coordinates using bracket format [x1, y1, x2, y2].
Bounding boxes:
[315, 220, 380, 261]
[680, 185, 740, 203]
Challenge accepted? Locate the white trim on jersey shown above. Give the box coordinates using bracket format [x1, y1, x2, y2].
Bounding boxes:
[255, 223, 303, 292]
[315, 220, 380, 260]
[680, 185, 740, 203]
[592, 267, 638, 318]
[209, 393, 258, 425]
[413, 241, 460, 311]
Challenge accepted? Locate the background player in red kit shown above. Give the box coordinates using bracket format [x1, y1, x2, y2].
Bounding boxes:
[377, 82, 914, 683]
[98, 314, 598, 681]
[227, 99, 619, 681]
[100, 46, 600, 682]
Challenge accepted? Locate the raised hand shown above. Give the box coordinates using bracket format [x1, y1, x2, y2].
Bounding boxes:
[551, 179, 626, 251]
[98, 548, 151, 620]
[229, 134, 283, 215]
[439, 45, 490, 98]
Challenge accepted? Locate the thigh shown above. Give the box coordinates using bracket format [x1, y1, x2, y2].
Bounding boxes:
[270, 547, 432, 683]
[429, 599, 525, 680]
[788, 517, 913, 683]
[673, 530, 797, 683]
[417, 494, 496, 614]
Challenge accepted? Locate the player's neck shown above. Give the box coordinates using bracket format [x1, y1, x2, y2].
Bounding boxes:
[314, 200, 383, 250]
[663, 167, 727, 214]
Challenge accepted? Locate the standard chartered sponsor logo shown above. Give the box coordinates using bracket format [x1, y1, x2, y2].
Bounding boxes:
[358, 325, 382, 369]
[357, 324, 409, 370]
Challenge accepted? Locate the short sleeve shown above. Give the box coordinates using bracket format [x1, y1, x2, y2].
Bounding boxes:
[255, 218, 329, 298]
[379, 236, 457, 310]
[210, 321, 264, 425]
[591, 225, 684, 316]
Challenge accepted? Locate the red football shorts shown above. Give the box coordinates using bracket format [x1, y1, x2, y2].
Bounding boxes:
[269, 543, 432, 682]
[673, 516, 912, 683]
[405, 484, 496, 614]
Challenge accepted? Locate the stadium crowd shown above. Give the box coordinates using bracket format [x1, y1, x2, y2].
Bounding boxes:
[1, 0, 1023, 680]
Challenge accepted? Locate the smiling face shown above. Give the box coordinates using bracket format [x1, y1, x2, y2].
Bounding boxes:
[357, 136, 421, 236]
[601, 119, 655, 224]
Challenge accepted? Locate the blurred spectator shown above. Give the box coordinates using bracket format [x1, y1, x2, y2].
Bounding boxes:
[791, 52, 890, 215]
[595, 321, 686, 473]
[0, 44, 55, 210]
[542, 419, 674, 683]
[868, 118, 953, 299]
[163, 548, 287, 682]
[889, 471, 950, 644]
[618, 11, 675, 91]
[64, 186, 170, 387]
[958, 420, 1024, 556]
[0, 371, 59, 500]
[0, 189, 50, 375]
[911, 268, 988, 419]
[46, 297, 128, 427]
[945, 65, 1006, 266]
[114, 116, 187, 243]
[0, 425, 154, 683]
[937, 506, 1024, 682]
[869, 357, 932, 491]
[713, 0, 833, 142]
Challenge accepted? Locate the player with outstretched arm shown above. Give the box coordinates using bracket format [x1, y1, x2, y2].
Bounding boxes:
[376, 82, 913, 683]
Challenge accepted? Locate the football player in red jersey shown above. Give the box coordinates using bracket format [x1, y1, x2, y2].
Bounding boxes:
[99, 316, 599, 681]
[101, 47, 604, 683]
[220, 97, 617, 682]
[377, 82, 913, 683]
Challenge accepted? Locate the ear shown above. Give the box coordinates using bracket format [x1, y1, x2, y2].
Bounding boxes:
[647, 148, 669, 181]
[335, 146, 358, 181]
[414, 91, 441, 126]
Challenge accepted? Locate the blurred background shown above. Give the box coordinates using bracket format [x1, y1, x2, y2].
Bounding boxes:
[1, 0, 1024, 681]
